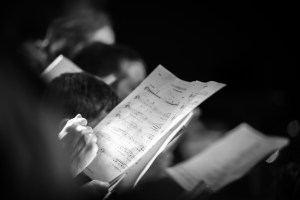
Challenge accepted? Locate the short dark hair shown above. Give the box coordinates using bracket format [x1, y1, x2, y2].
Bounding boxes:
[73, 42, 146, 78]
[43, 72, 119, 122]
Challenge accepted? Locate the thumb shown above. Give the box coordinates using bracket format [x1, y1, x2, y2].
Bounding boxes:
[75, 114, 82, 118]
[81, 180, 109, 198]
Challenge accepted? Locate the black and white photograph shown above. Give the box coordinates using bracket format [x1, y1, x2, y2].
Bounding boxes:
[0, 1, 299, 200]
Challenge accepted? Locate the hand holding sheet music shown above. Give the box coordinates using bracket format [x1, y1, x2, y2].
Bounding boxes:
[84, 65, 225, 184]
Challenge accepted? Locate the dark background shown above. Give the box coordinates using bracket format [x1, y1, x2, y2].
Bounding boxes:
[0, 1, 299, 199]
[1, 0, 299, 133]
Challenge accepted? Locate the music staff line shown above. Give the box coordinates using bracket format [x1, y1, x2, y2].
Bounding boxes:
[144, 86, 180, 106]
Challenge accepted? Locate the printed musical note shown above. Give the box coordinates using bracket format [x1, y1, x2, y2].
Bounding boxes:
[144, 85, 181, 106]
[144, 86, 161, 99]
[84, 65, 225, 183]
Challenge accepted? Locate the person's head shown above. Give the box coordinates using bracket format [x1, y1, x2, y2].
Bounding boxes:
[42, 9, 115, 62]
[0, 55, 83, 200]
[73, 42, 147, 100]
[43, 72, 119, 129]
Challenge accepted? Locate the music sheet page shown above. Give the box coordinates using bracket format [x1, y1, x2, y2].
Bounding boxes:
[166, 123, 289, 191]
[84, 65, 225, 182]
[40, 55, 83, 83]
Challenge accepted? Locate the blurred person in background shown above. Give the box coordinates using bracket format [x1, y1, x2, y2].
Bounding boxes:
[73, 42, 147, 100]
[0, 53, 109, 200]
[20, 7, 115, 75]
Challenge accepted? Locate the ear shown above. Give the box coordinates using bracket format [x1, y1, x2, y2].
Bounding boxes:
[101, 74, 118, 85]
[59, 118, 69, 132]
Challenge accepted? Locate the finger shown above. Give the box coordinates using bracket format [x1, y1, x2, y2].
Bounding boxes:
[69, 126, 94, 150]
[75, 114, 82, 118]
[71, 117, 88, 126]
[193, 107, 201, 118]
[59, 119, 87, 143]
[83, 133, 98, 149]
[58, 120, 69, 139]
[88, 180, 110, 189]
[87, 180, 110, 193]
[81, 180, 109, 198]
[70, 133, 97, 163]
[71, 142, 98, 175]
[61, 125, 87, 149]
[65, 127, 90, 160]
[77, 125, 93, 135]
[81, 142, 98, 164]
[88, 133, 98, 143]
[66, 125, 93, 149]
[68, 138, 86, 162]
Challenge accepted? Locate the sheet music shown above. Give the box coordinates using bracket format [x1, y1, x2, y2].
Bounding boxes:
[169, 80, 224, 128]
[166, 123, 289, 191]
[84, 65, 225, 182]
[114, 112, 194, 192]
[40, 55, 83, 83]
